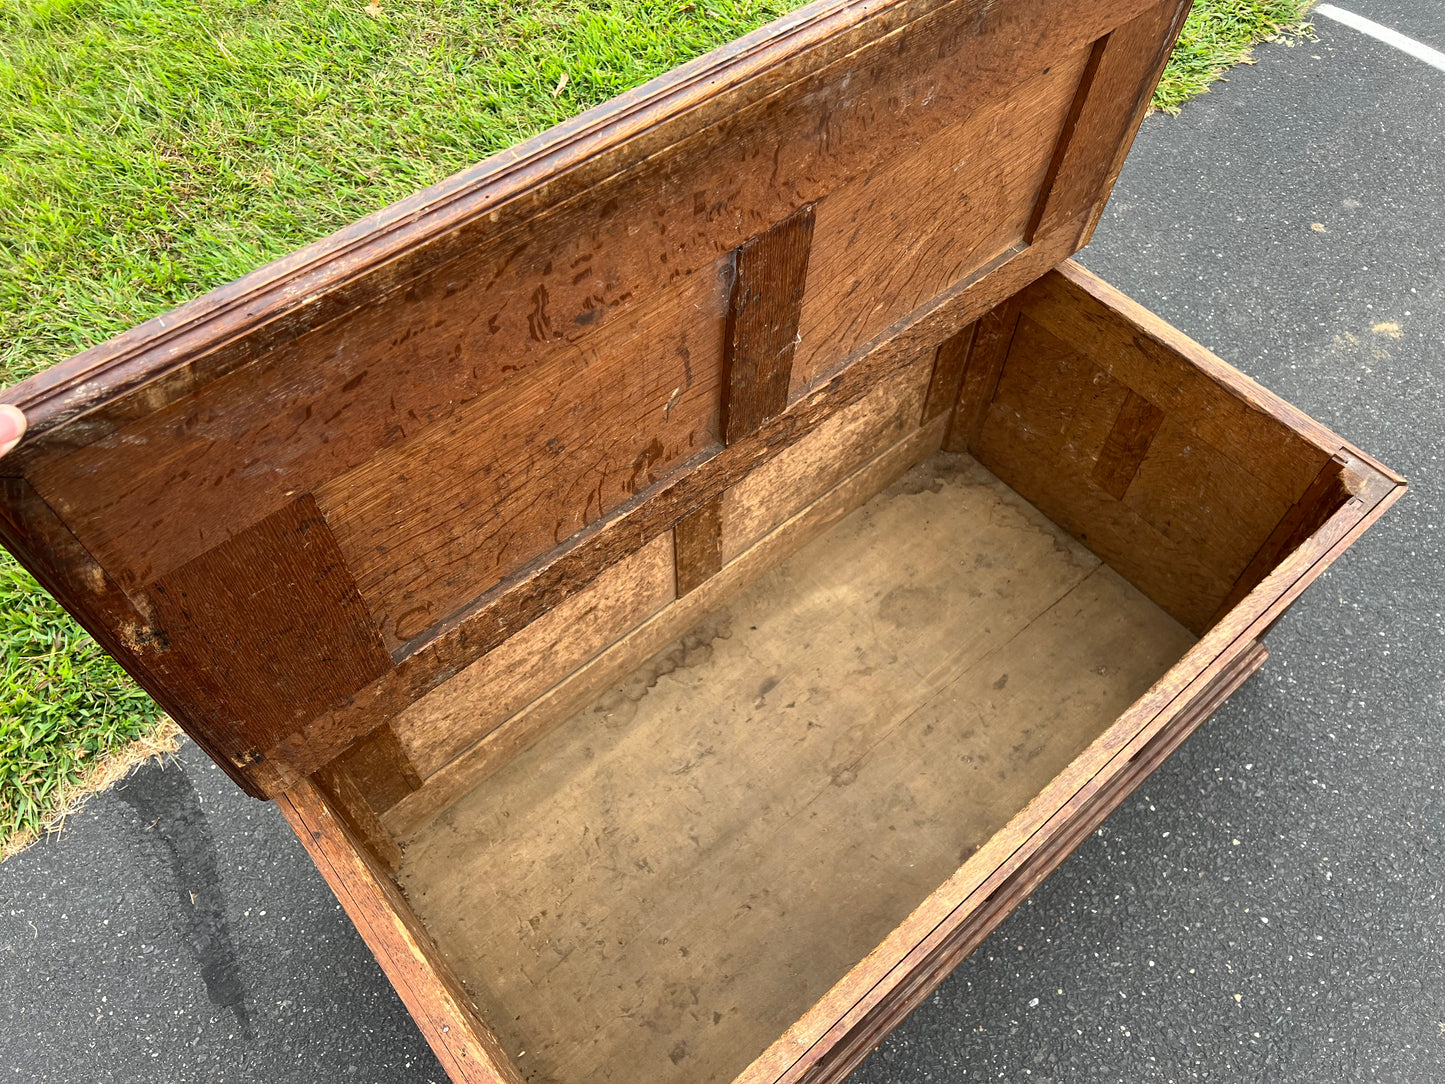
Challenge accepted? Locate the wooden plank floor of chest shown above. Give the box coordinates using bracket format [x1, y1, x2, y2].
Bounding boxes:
[0, 0, 1404, 1081]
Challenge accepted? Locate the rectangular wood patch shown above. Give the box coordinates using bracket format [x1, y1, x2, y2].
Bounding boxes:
[1091, 389, 1165, 499]
[723, 204, 816, 443]
[148, 494, 392, 758]
[922, 323, 978, 425]
[943, 299, 1024, 453]
[673, 496, 725, 597]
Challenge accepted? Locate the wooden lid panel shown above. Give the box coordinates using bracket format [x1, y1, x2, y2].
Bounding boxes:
[0, 0, 1190, 796]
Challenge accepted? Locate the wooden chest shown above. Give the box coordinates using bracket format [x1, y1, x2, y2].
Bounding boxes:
[0, 0, 1404, 1080]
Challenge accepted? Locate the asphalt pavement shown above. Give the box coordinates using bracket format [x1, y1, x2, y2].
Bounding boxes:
[2, 5, 1441, 1082]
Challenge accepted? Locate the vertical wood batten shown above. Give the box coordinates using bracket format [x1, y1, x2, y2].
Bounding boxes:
[922, 323, 979, 425]
[723, 204, 818, 444]
[1025, 1, 1192, 246]
[943, 299, 1025, 452]
[674, 496, 726, 597]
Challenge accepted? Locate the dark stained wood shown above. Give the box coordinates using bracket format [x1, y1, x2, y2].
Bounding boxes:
[12, 0, 1157, 602]
[0, 478, 280, 797]
[1023, 262, 1340, 500]
[278, 779, 524, 1083]
[1028, 0, 1193, 246]
[1091, 389, 1166, 499]
[673, 495, 725, 596]
[147, 495, 393, 765]
[974, 312, 1293, 631]
[943, 298, 1023, 452]
[324, 723, 424, 814]
[3, 0, 1164, 454]
[1210, 453, 1361, 625]
[385, 405, 946, 839]
[262, 230, 1084, 784]
[788, 45, 1095, 391]
[921, 323, 977, 425]
[0, 2, 1410, 1082]
[313, 273, 725, 651]
[312, 758, 406, 874]
[724, 205, 816, 442]
[0, 0, 1194, 798]
[788, 639, 1271, 1084]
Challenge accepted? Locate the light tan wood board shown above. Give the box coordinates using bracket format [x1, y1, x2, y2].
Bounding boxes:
[399, 452, 1195, 1084]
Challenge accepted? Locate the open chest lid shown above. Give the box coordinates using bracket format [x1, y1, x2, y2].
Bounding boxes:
[0, 0, 1191, 798]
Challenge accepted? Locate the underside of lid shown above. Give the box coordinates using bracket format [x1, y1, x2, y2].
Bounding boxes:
[0, 0, 1191, 798]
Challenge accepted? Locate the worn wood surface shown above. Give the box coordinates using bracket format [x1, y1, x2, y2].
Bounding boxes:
[963, 261, 1367, 632]
[0, 0, 1193, 795]
[278, 779, 525, 1084]
[384, 411, 946, 838]
[724, 205, 816, 441]
[943, 298, 1023, 452]
[393, 534, 676, 781]
[721, 353, 934, 561]
[921, 324, 977, 425]
[1210, 452, 1362, 625]
[790, 639, 1271, 1084]
[0, 1, 1409, 1082]
[1026, 0, 1192, 245]
[322, 724, 424, 816]
[786, 45, 1092, 391]
[674, 498, 725, 597]
[739, 461, 1402, 1084]
[147, 495, 394, 760]
[311, 758, 406, 874]
[264, 230, 1084, 787]
[399, 452, 1194, 1084]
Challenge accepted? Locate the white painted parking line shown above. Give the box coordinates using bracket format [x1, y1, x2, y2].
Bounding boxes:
[1314, 4, 1445, 73]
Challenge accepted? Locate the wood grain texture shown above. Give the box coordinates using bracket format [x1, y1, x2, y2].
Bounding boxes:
[392, 533, 675, 782]
[724, 205, 816, 442]
[722, 350, 934, 560]
[0, 0, 1176, 799]
[1074, 1, 1195, 247]
[278, 780, 524, 1084]
[739, 465, 1402, 1084]
[974, 313, 1292, 631]
[323, 723, 424, 815]
[384, 416, 946, 839]
[964, 258, 1376, 633]
[674, 496, 725, 596]
[313, 269, 725, 651]
[921, 323, 978, 425]
[942, 297, 1024, 452]
[3, 0, 1161, 451]
[262, 227, 1084, 787]
[790, 639, 1271, 1084]
[0, 478, 282, 797]
[1210, 452, 1361, 625]
[1027, 0, 1192, 245]
[1091, 389, 1166, 499]
[788, 46, 1092, 391]
[311, 758, 406, 874]
[398, 452, 1193, 1084]
[1023, 263, 1341, 500]
[146, 495, 393, 763]
[15, 0, 1153, 601]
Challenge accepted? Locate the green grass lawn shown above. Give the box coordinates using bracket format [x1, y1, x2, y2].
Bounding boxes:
[0, 0, 1309, 855]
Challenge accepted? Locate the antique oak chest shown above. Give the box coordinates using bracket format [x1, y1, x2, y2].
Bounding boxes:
[0, 0, 1404, 1080]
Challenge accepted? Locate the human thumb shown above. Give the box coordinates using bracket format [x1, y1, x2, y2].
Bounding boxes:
[0, 405, 27, 457]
